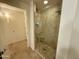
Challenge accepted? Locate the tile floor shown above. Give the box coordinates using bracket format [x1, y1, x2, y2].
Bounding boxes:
[36, 42, 56, 59]
[4, 40, 42, 59]
[10, 48, 42, 59]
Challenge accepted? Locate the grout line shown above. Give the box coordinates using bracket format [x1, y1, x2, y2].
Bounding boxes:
[34, 50, 45, 59]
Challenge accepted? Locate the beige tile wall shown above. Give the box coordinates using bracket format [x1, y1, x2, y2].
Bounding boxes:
[35, 6, 61, 49]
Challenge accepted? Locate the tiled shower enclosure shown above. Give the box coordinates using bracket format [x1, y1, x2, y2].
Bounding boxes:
[34, 0, 62, 59]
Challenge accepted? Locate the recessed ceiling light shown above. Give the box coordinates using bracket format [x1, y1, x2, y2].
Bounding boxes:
[44, 0, 48, 5]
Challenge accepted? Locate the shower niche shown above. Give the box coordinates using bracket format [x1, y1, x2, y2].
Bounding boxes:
[34, 0, 62, 59]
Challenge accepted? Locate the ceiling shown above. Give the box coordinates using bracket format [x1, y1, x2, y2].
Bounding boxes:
[0, 0, 30, 4]
[0, 0, 62, 11]
[0, 0, 30, 9]
[34, 0, 62, 11]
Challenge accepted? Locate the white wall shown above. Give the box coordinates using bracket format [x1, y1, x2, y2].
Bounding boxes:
[25, 0, 35, 50]
[56, 0, 78, 59]
[29, 0, 35, 50]
[0, 4, 26, 48]
[0, 15, 5, 49]
[67, 0, 79, 59]
[0, 1, 35, 50]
